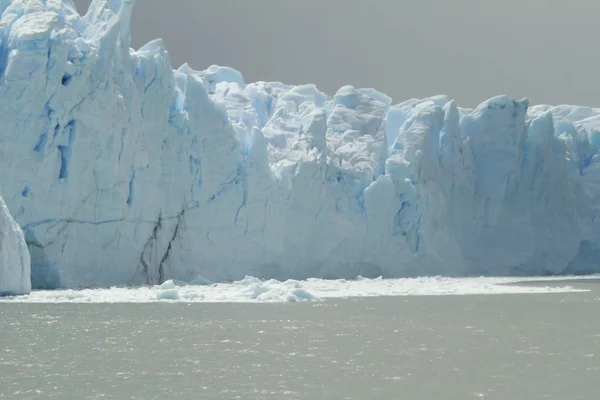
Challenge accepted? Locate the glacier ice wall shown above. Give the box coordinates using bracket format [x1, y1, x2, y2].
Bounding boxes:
[0, 0, 599, 289]
[0, 193, 31, 295]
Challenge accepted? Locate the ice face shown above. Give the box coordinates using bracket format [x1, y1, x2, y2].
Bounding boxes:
[0, 194, 31, 296]
[0, 0, 599, 289]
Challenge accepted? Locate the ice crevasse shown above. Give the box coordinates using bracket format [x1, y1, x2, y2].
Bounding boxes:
[0, 0, 600, 292]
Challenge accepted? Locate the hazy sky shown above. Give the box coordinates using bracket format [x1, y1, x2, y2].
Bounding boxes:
[74, 0, 600, 107]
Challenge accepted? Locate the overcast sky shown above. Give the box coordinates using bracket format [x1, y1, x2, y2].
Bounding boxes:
[74, 0, 600, 108]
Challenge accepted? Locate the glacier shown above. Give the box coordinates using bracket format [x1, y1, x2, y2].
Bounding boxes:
[0, 0, 600, 290]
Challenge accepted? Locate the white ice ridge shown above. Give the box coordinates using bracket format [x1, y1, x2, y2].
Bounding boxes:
[1, 0, 600, 290]
[0, 194, 30, 295]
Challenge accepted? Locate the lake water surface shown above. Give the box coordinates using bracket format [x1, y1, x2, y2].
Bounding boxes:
[1, 279, 599, 399]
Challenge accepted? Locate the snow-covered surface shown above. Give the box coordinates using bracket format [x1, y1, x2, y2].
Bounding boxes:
[0, 195, 30, 296]
[0, 275, 594, 304]
[1, 0, 600, 289]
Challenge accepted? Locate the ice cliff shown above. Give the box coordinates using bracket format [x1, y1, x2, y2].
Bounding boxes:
[0, 0, 599, 290]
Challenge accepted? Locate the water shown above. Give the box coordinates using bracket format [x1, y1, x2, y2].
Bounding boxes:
[1, 279, 599, 400]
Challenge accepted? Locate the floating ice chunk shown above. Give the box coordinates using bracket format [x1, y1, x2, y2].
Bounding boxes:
[156, 288, 179, 301]
[155, 279, 180, 300]
[233, 277, 320, 302]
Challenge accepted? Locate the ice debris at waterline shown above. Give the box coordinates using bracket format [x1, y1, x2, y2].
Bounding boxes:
[0, 194, 31, 296]
[0, 0, 600, 291]
[0, 276, 593, 304]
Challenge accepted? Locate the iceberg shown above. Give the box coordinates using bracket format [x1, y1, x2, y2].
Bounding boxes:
[0, 194, 31, 295]
[0, 0, 599, 290]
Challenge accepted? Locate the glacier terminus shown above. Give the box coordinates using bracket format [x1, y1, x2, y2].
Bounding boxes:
[1, 0, 600, 294]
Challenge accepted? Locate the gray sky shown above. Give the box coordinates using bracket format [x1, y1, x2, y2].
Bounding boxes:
[75, 0, 600, 108]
